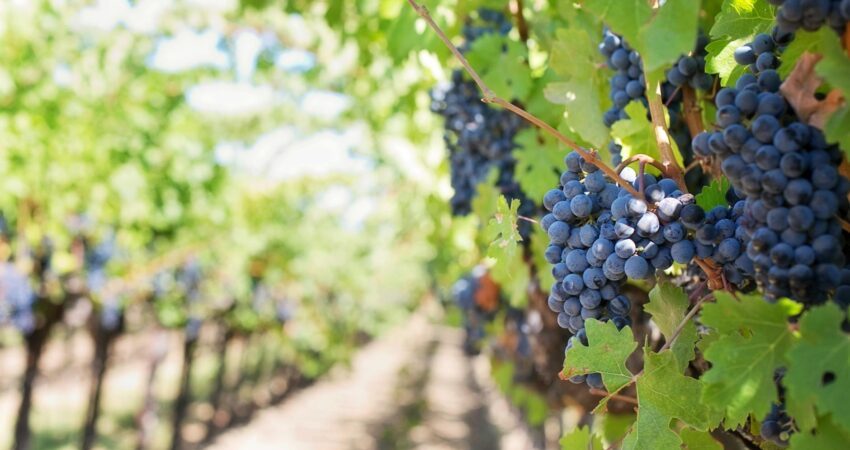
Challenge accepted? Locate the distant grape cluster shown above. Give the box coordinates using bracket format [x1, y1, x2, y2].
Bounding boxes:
[0, 262, 37, 334]
[430, 10, 537, 235]
[771, 0, 850, 34]
[598, 30, 713, 171]
[694, 32, 850, 304]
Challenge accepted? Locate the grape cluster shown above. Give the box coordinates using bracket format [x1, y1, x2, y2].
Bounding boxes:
[771, 0, 850, 34]
[599, 30, 647, 129]
[682, 201, 757, 291]
[732, 29, 793, 76]
[542, 152, 727, 387]
[452, 269, 491, 355]
[431, 11, 536, 232]
[0, 262, 36, 334]
[694, 37, 850, 304]
[599, 30, 713, 173]
[665, 34, 713, 91]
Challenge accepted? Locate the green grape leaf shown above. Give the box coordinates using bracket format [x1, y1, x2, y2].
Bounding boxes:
[784, 303, 850, 433]
[709, 0, 775, 38]
[638, 0, 700, 72]
[563, 319, 637, 392]
[582, 0, 652, 52]
[547, 28, 610, 148]
[816, 27, 850, 96]
[596, 413, 636, 447]
[679, 428, 723, 450]
[621, 400, 681, 450]
[514, 129, 564, 202]
[623, 350, 719, 450]
[825, 105, 850, 152]
[776, 29, 823, 78]
[560, 426, 603, 450]
[705, 0, 775, 86]
[466, 34, 533, 101]
[484, 196, 529, 306]
[704, 37, 749, 86]
[699, 293, 801, 427]
[788, 415, 850, 449]
[646, 282, 698, 371]
[695, 178, 731, 211]
[584, 0, 699, 72]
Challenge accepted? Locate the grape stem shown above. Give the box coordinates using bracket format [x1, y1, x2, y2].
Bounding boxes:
[658, 293, 712, 353]
[614, 154, 669, 178]
[681, 85, 706, 138]
[405, 0, 642, 198]
[646, 81, 688, 192]
[516, 215, 539, 225]
[588, 388, 638, 406]
[511, 0, 529, 44]
[839, 217, 850, 234]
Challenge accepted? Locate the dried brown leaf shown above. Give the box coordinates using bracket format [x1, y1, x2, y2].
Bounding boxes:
[780, 51, 845, 127]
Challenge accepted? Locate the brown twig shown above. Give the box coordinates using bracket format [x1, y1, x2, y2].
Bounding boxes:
[646, 80, 688, 192]
[511, 0, 529, 44]
[684, 159, 702, 174]
[589, 388, 639, 406]
[406, 0, 642, 198]
[615, 154, 671, 178]
[682, 85, 705, 137]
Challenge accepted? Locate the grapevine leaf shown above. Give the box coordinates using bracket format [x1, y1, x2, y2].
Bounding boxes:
[646, 282, 698, 371]
[704, 37, 749, 86]
[815, 28, 850, 96]
[695, 178, 731, 211]
[784, 303, 850, 434]
[484, 196, 528, 306]
[642, 350, 718, 430]
[547, 28, 610, 148]
[705, 0, 775, 86]
[699, 293, 801, 427]
[776, 29, 823, 79]
[597, 413, 636, 447]
[638, 0, 701, 72]
[513, 129, 563, 202]
[584, 0, 698, 72]
[709, 0, 775, 39]
[560, 426, 603, 450]
[621, 401, 681, 450]
[466, 34, 533, 101]
[788, 415, 850, 449]
[563, 319, 637, 393]
[679, 428, 723, 450]
[813, 28, 850, 151]
[472, 170, 501, 233]
[825, 105, 850, 152]
[581, 0, 651, 48]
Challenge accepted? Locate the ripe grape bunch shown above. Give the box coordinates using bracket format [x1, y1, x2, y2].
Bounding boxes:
[542, 151, 729, 387]
[771, 0, 850, 34]
[694, 31, 850, 305]
[430, 10, 536, 231]
[598, 30, 712, 169]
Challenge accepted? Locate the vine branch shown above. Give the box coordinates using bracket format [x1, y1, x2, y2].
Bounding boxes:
[406, 0, 642, 198]
[511, 0, 529, 44]
[681, 85, 705, 138]
[646, 81, 688, 192]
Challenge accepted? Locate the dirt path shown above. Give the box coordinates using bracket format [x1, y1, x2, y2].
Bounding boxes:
[205, 314, 544, 450]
